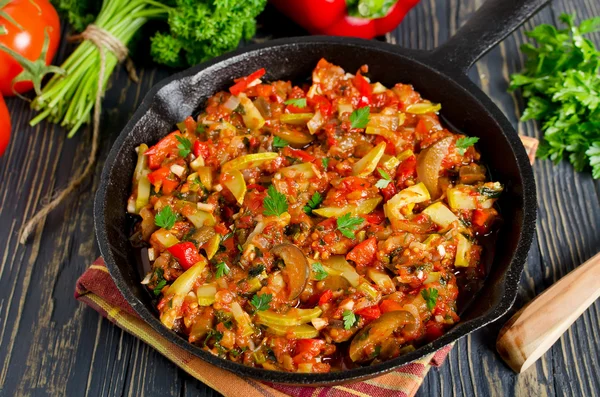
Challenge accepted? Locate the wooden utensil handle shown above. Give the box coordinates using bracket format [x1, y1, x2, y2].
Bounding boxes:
[497, 252, 600, 373]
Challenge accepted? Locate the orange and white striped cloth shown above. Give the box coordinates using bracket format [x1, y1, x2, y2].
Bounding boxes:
[76, 258, 452, 397]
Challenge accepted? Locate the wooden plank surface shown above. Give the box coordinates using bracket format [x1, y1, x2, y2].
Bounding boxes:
[0, 0, 598, 395]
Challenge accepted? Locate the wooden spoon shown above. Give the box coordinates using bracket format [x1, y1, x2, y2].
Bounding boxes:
[496, 252, 600, 373]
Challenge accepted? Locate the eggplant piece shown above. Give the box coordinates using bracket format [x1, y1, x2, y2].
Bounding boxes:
[271, 243, 310, 301]
[349, 311, 418, 362]
[416, 137, 453, 199]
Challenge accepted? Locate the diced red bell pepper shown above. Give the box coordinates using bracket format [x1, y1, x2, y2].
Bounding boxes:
[162, 179, 179, 195]
[145, 131, 181, 170]
[148, 166, 179, 194]
[353, 73, 372, 107]
[318, 289, 333, 306]
[283, 146, 316, 163]
[472, 209, 492, 228]
[379, 176, 397, 202]
[355, 305, 381, 320]
[270, 0, 420, 39]
[395, 155, 417, 189]
[193, 140, 211, 160]
[346, 237, 377, 266]
[168, 242, 203, 270]
[214, 223, 229, 235]
[229, 68, 266, 96]
[309, 95, 332, 117]
[363, 211, 386, 225]
[379, 299, 404, 313]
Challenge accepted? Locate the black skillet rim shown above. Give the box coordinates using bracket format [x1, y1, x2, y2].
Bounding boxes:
[95, 35, 537, 385]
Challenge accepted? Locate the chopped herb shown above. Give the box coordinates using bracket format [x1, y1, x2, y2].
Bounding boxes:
[455, 137, 480, 155]
[250, 293, 272, 311]
[204, 329, 223, 348]
[221, 232, 233, 241]
[215, 262, 230, 278]
[155, 206, 176, 229]
[196, 123, 206, 134]
[322, 157, 330, 170]
[237, 243, 244, 252]
[421, 288, 439, 311]
[343, 310, 357, 329]
[336, 213, 364, 238]
[272, 136, 289, 148]
[375, 168, 392, 189]
[249, 264, 266, 277]
[176, 135, 192, 157]
[153, 279, 167, 296]
[284, 98, 307, 108]
[234, 104, 246, 115]
[312, 262, 328, 280]
[263, 185, 288, 217]
[303, 191, 323, 214]
[350, 106, 370, 129]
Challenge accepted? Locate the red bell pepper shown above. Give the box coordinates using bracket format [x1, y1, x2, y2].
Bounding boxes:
[168, 242, 203, 270]
[318, 289, 333, 306]
[270, 0, 420, 39]
[229, 68, 266, 96]
[355, 305, 381, 320]
[145, 131, 181, 170]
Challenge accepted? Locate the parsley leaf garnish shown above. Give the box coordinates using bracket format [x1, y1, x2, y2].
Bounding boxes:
[303, 192, 323, 214]
[322, 157, 330, 170]
[284, 98, 307, 108]
[176, 135, 192, 157]
[250, 293, 272, 311]
[215, 262, 230, 278]
[272, 136, 289, 148]
[421, 288, 439, 311]
[375, 168, 392, 189]
[336, 213, 364, 238]
[263, 185, 288, 217]
[155, 206, 176, 229]
[343, 310, 357, 329]
[455, 136, 480, 155]
[312, 262, 328, 280]
[510, 14, 600, 178]
[350, 106, 370, 129]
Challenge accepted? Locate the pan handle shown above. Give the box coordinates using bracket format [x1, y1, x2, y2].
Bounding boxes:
[430, 0, 550, 74]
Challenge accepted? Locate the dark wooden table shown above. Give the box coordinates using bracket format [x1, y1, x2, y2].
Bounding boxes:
[1, 0, 599, 395]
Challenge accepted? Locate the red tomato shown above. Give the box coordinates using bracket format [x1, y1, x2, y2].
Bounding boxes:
[0, 94, 10, 156]
[346, 237, 377, 266]
[294, 339, 325, 358]
[0, 0, 61, 95]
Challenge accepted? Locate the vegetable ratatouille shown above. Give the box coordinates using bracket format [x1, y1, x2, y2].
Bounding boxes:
[127, 59, 503, 373]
